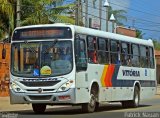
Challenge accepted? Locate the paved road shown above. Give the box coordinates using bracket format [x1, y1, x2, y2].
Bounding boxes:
[1, 95, 160, 118]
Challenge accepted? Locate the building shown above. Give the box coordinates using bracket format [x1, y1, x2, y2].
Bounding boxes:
[116, 26, 136, 37]
[155, 50, 160, 84]
[81, 0, 113, 31]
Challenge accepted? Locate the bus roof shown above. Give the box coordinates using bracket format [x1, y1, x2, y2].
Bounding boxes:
[73, 25, 153, 47]
[14, 23, 153, 47]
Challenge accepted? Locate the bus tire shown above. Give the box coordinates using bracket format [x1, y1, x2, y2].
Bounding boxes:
[122, 86, 140, 108]
[82, 85, 98, 113]
[32, 104, 46, 114]
[130, 86, 140, 107]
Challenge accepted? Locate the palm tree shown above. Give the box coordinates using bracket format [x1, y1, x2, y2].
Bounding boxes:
[21, 0, 75, 25]
[0, 11, 9, 39]
[0, 0, 15, 40]
[0, 0, 76, 40]
[108, 6, 127, 26]
[136, 29, 145, 39]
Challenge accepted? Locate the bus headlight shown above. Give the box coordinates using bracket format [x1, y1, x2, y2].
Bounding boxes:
[11, 82, 24, 93]
[57, 81, 73, 92]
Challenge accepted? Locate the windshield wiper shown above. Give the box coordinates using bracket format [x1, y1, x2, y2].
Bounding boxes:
[24, 40, 37, 54]
[43, 39, 58, 53]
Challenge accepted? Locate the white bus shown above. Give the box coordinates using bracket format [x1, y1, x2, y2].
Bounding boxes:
[9, 23, 156, 113]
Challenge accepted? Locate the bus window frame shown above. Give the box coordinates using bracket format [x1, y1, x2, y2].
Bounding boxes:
[131, 43, 140, 67]
[75, 34, 88, 71]
[121, 41, 131, 66]
[110, 39, 121, 65]
[149, 47, 155, 69]
[87, 35, 98, 64]
[97, 37, 109, 65]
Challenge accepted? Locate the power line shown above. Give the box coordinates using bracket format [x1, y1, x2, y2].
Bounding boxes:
[131, 0, 160, 14]
[108, 1, 160, 18]
[82, 2, 160, 25]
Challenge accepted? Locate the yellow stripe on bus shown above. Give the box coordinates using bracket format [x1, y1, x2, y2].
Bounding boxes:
[101, 65, 109, 87]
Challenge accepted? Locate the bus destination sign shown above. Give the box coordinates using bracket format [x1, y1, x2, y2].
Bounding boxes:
[20, 29, 64, 38]
[13, 27, 72, 40]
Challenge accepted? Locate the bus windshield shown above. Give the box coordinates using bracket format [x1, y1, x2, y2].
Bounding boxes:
[11, 41, 73, 77]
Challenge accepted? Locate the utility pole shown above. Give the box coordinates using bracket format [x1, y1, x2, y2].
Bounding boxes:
[85, 0, 88, 27]
[99, 0, 102, 30]
[110, 14, 116, 33]
[16, 0, 21, 27]
[75, 0, 80, 25]
[103, 0, 109, 32]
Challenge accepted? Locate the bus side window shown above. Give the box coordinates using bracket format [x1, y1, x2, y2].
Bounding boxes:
[131, 44, 140, 67]
[87, 36, 97, 63]
[149, 47, 155, 68]
[121, 42, 131, 66]
[97, 38, 109, 64]
[140, 45, 147, 68]
[110, 40, 120, 64]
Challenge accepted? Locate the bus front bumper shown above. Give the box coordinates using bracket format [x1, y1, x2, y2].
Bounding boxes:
[10, 88, 76, 104]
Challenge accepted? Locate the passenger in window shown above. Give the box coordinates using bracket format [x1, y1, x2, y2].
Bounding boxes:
[61, 47, 72, 61]
[122, 48, 128, 66]
[127, 58, 131, 66]
[93, 50, 97, 63]
[88, 50, 97, 63]
[79, 45, 86, 63]
[52, 48, 60, 60]
[116, 58, 121, 65]
[88, 38, 97, 64]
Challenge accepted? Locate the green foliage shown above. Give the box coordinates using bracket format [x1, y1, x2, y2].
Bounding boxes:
[108, 6, 127, 26]
[136, 29, 145, 39]
[0, 0, 15, 40]
[0, 0, 75, 40]
[153, 40, 160, 50]
[48, 4, 75, 24]
[21, 0, 75, 25]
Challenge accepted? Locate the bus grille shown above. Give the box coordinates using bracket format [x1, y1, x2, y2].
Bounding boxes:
[21, 80, 61, 87]
[29, 95, 52, 100]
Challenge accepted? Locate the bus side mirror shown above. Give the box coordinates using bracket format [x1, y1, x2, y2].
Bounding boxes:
[2, 48, 6, 59]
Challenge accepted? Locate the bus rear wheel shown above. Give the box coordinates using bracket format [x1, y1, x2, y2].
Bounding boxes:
[122, 86, 140, 108]
[82, 85, 99, 113]
[32, 104, 46, 114]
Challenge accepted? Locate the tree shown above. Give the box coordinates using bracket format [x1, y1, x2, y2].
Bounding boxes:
[0, 0, 15, 40]
[0, 0, 76, 40]
[108, 6, 127, 26]
[136, 29, 145, 39]
[21, 0, 75, 25]
[153, 40, 160, 50]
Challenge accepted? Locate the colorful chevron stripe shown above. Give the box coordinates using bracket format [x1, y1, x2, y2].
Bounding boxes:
[100, 65, 156, 87]
[101, 64, 118, 87]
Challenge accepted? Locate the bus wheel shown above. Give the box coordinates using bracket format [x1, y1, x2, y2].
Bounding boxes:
[122, 86, 140, 108]
[32, 104, 46, 114]
[82, 86, 98, 113]
[131, 86, 140, 107]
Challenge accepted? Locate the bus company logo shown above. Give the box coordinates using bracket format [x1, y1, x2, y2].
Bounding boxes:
[38, 88, 43, 93]
[122, 69, 140, 77]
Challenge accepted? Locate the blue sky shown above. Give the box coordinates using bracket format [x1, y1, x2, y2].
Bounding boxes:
[110, 0, 160, 40]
